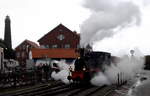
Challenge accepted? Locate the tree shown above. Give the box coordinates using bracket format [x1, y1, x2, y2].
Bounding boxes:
[0, 38, 16, 59]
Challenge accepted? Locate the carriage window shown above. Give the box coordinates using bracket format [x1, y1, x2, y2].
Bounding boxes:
[105, 55, 108, 60]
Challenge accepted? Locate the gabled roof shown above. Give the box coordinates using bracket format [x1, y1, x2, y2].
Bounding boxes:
[31, 48, 79, 59]
[25, 40, 39, 48]
[15, 39, 39, 49]
[38, 24, 79, 42]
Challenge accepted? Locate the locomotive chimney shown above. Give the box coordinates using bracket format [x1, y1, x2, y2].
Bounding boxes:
[80, 48, 85, 58]
[85, 44, 92, 52]
[78, 44, 93, 58]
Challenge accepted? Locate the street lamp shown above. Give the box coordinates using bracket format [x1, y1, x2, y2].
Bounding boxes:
[130, 50, 134, 56]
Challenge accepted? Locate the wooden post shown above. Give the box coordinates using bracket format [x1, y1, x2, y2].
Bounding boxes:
[117, 73, 120, 87]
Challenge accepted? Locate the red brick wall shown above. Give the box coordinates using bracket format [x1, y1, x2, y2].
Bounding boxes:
[38, 24, 80, 48]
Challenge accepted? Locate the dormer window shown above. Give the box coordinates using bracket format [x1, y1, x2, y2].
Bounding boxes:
[57, 34, 65, 40]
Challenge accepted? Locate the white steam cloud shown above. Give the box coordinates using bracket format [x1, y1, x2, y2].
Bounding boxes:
[91, 49, 145, 86]
[51, 60, 74, 84]
[80, 0, 141, 47]
[50, 50, 144, 87]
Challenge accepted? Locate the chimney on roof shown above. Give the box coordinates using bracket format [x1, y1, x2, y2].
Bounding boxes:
[73, 31, 77, 34]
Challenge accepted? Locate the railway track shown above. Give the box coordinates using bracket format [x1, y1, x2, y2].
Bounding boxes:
[1, 81, 117, 96]
[87, 85, 116, 96]
[64, 85, 115, 96]
[53, 85, 116, 96]
[45, 84, 116, 96]
[0, 80, 64, 96]
[55, 85, 93, 96]
[36, 85, 75, 96]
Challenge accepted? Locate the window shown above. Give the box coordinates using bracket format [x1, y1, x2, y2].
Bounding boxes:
[40, 45, 46, 48]
[45, 45, 49, 48]
[57, 34, 65, 40]
[16, 52, 20, 58]
[77, 44, 80, 48]
[65, 44, 70, 48]
[22, 45, 26, 50]
[22, 52, 25, 58]
[52, 44, 58, 48]
[19, 46, 22, 50]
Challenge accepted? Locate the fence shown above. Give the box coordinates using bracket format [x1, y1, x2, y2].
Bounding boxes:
[0, 66, 52, 88]
[116, 72, 127, 87]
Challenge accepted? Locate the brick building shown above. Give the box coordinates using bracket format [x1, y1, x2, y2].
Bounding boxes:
[15, 39, 39, 67]
[30, 24, 80, 66]
[15, 24, 80, 68]
[38, 24, 80, 49]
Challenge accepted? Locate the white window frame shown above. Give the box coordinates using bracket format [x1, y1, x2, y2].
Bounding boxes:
[52, 44, 58, 48]
[57, 34, 65, 41]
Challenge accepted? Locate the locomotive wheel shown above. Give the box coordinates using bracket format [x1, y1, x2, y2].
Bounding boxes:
[83, 72, 91, 84]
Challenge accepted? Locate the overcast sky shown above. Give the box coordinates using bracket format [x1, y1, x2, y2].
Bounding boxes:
[0, 0, 150, 55]
[0, 0, 89, 47]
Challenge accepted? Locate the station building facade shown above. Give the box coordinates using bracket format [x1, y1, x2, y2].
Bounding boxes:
[31, 24, 80, 66]
[15, 24, 80, 68]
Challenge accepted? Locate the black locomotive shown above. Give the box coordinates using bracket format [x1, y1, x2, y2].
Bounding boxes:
[68, 48, 111, 84]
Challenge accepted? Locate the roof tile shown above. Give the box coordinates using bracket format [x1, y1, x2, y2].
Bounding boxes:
[31, 48, 79, 59]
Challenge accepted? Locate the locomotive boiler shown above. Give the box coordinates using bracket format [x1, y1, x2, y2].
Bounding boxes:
[67, 48, 111, 84]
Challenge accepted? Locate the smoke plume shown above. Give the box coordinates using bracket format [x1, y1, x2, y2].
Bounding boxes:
[91, 49, 145, 86]
[51, 60, 74, 84]
[80, 0, 141, 47]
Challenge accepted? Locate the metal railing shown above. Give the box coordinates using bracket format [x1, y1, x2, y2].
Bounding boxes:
[0, 67, 52, 89]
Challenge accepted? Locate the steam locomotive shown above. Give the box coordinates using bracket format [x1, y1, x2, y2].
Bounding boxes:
[67, 48, 111, 84]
